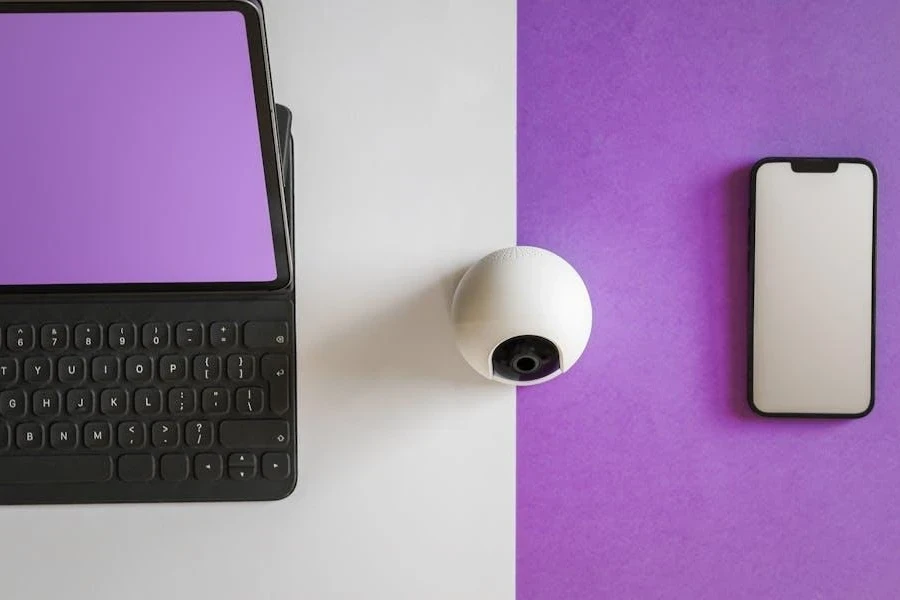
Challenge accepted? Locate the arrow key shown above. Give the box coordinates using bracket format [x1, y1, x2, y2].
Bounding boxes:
[228, 453, 257, 469]
[262, 452, 291, 481]
[194, 453, 223, 481]
[229, 466, 256, 481]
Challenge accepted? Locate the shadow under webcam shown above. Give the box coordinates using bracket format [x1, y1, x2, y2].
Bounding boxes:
[297, 273, 505, 475]
[303, 276, 486, 391]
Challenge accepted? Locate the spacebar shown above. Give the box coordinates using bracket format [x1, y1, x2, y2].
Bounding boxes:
[0, 456, 113, 484]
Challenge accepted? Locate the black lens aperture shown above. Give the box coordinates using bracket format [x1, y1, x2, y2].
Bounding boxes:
[491, 335, 561, 382]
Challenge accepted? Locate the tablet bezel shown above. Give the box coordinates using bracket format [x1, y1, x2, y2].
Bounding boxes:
[0, 0, 292, 293]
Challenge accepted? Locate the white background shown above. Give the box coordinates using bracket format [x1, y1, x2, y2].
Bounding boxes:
[0, 1, 516, 598]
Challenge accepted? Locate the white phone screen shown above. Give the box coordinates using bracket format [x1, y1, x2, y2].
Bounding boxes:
[750, 158, 876, 416]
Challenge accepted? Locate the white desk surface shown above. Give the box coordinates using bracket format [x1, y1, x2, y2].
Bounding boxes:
[0, 1, 516, 598]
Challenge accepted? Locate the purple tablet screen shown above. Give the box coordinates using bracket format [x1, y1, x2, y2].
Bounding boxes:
[0, 10, 279, 286]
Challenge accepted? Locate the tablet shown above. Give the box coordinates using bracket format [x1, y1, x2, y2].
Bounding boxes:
[0, 0, 297, 506]
[0, 0, 291, 291]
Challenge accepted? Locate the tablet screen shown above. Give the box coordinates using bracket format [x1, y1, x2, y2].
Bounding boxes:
[0, 4, 287, 289]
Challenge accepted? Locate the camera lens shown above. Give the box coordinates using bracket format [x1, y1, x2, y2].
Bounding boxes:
[513, 354, 540, 373]
[491, 335, 560, 382]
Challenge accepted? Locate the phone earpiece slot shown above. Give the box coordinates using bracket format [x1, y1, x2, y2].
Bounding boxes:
[790, 159, 839, 173]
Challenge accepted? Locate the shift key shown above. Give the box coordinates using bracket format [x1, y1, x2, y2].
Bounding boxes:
[220, 420, 290, 449]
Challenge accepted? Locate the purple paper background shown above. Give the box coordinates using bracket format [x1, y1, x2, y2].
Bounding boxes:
[518, 1, 900, 598]
[0, 11, 276, 285]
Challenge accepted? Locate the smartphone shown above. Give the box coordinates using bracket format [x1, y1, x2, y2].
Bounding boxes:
[749, 157, 876, 417]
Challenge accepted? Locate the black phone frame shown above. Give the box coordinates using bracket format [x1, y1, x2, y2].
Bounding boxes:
[747, 156, 877, 419]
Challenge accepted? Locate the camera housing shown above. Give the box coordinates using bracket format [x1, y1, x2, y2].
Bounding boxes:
[450, 246, 592, 386]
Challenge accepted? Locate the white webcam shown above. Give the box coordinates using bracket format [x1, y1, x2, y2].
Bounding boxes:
[450, 246, 592, 386]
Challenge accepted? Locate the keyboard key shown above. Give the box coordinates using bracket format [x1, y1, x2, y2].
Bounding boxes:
[6, 325, 34, 352]
[230, 466, 256, 481]
[91, 356, 119, 382]
[219, 420, 289, 449]
[193, 355, 221, 382]
[152, 422, 179, 448]
[109, 323, 136, 350]
[262, 354, 290, 416]
[262, 453, 291, 481]
[160, 454, 189, 481]
[84, 422, 112, 449]
[118, 455, 155, 482]
[142, 322, 169, 350]
[194, 453, 223, 481]
[168, 388, 197, 415]
[228, 453, 256, 468]
[227, 354, 255, 381]
[33, 390, 61, 416]
[49, 422, 78, 450]
[202, 388, 229, 414]
[210, 322, 237, 348]
[100, 389, 128, 416]
[176, 322, 203, 348]
[236, 387, 265, 415]
[66, 389, 94, 416]
[41, 324, 69, 351]
[160, 355, 187, 382]
[0, 390, 26, 418]
[228, 453, 257, 481]
[24, 357, 52, 383]
[0, 424, 9, 450]
[118, 422, 145, 449]
[74, 323, 102, 350]
[244, 321, 290, 349]
[16, 423, 44, 450]
[0, 456, 112, 484]
[58, 356, 86, 383]
[185, 421, 213, 448]
[0, 358, 17, 384]
[125, 356, 153, 382]
[134, 388, 162, 416]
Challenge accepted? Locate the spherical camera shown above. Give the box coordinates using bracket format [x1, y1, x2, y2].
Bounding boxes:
[450, 246, 592, 386]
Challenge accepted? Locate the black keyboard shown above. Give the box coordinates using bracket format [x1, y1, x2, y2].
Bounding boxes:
[0, 304, 297, 505]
